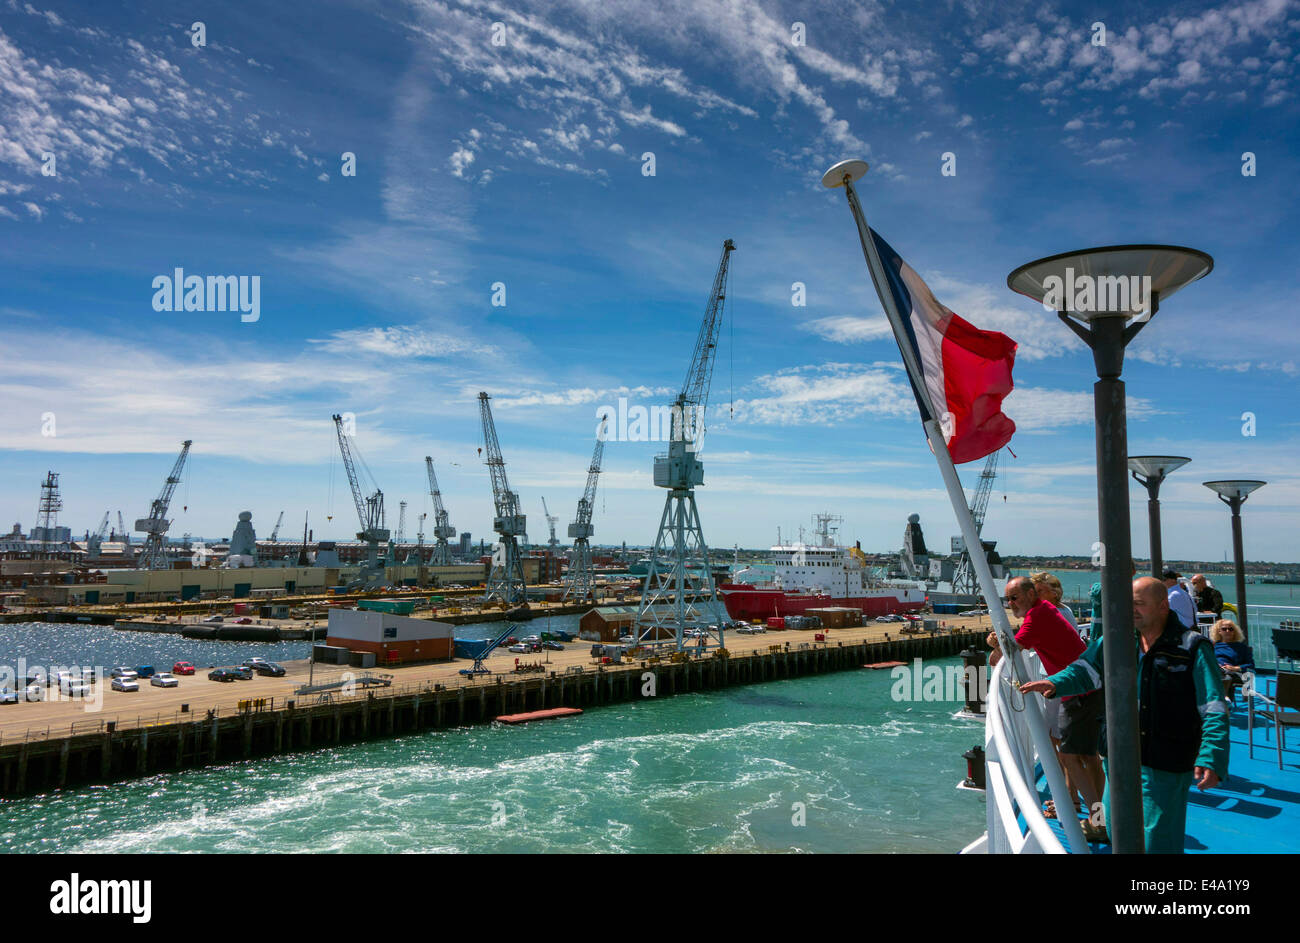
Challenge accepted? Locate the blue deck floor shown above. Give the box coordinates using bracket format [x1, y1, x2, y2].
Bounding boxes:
[1037, 684, 1300, 854]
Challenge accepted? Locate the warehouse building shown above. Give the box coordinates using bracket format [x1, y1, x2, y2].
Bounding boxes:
[326, 608, 455, 664]
[579, 606, 681, 642]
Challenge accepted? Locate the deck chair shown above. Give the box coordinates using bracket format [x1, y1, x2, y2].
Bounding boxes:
[1274, 628, 1300, 672]
[1248, 671, 1300, 769]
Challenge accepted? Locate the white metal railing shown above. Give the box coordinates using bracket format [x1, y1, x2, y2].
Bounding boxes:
[1244, 605, 1300, 670]
[981, 652, 1069, 854]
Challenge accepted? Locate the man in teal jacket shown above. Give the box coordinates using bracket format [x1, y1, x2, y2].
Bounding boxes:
[1021, 577, 1229, 853]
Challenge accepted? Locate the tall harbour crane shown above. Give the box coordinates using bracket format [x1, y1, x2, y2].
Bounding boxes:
[116, 511, 134, 561]
[541, 496, 559, 551]
[332, 413, 389, 588]
[478, 392, 527, 605]
[396, 501, 407, 545]
[270, 510, 285, 542]
[135, 440, 192, 570]
[85, 511, 110, 557]
[635, 239, 734, 652]
[563, 432, 606, 602]
[951, 449, 1000, 597]
[424, 456, 455, 566]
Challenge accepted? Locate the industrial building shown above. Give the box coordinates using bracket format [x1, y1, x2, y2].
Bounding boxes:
[580, 606, 678, 642]
[325, 608, 454, 664]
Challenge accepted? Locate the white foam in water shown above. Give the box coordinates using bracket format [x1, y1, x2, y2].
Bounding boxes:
[5, 661, 981, 853]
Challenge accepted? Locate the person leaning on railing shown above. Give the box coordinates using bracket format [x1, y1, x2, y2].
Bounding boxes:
[989, 577, 1106, 841]
[1191, 574, 1224, 618]
[1021, 577, 1229, 854]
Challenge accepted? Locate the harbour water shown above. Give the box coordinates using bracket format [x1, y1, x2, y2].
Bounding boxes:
[0, 621, 983, 853]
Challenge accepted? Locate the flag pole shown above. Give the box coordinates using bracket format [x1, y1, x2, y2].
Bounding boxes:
[823, 158, 1089, 853]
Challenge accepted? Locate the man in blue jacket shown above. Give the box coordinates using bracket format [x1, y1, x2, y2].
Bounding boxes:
[1021, 577, 1229, 853]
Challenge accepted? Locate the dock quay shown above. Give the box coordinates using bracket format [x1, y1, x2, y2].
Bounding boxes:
[0, 585, 657, 629]
[0, 620, 989, 798]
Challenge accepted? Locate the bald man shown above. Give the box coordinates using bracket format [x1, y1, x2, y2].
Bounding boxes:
[1021, 577, 1229, 853]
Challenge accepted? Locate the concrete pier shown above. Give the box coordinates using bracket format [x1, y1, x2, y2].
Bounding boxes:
[0, 627, 985, 797]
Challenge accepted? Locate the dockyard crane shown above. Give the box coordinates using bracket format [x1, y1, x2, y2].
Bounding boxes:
[396, 501, 407, 545]
[635, 239, 735, 652]
[951, 449, 1000, 597]
[270, 510, 285, 542]
[563, 432, 606, 602]
[135, 440, 192, 570]
[116, 511, 134, 561]
[541, 496, 560, 551]
[424, 456, 456, 566]
[478, 392, 527, 605]
[86, 511, 110, 556]
[332, 413, 390, 588]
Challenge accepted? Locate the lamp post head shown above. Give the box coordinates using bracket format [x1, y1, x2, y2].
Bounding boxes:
[821, 159, 869, 189]
[1007, 245, 1212, 322]
[1129, 455, 1191, 484]
[1203, 480, 1266, 507]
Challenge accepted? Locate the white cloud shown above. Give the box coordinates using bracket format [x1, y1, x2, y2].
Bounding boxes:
[449, 146, 476, 177]
[801, 315, 893, 343]
[309, 325, 500, 360]
[730, 364, 916, 426]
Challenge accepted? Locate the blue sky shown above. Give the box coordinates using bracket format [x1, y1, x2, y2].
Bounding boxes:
[1, 0, 1298, 561]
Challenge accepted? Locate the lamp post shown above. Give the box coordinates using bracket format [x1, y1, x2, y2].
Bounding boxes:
[1128, 456, 1191, 577]
[1007, 245, 1213, 855]
[1203, 480, 1266, 641]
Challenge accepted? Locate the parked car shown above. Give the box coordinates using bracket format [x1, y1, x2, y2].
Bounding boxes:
[62, 682, 91, 698]
[521, 635, 541, 644]
[203, 615, 224, 623]
[875, 616, 893, 623]
[541, 641, 564, 651]
[618, 635, 635, 644]
[736, 625, 757, 634]
[507, 643, 529, 653]
[110, 667, 138, 681]
[234, 617, 253, 625]
[111, 677, 139, 692]
[0, 689, 18, 705]
[135, 665, 156, 678]
[208, 668, 238, 682]
[24, 683, 44, 702]
[242, 657, 268, 667]
[250, 662, 285, 677]
[172, 661, 196, 675]
[229, 666, 254, 680]
[150, 673, 179, 688]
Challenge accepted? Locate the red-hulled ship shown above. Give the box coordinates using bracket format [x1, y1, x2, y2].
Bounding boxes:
[719, 538, 926, 621]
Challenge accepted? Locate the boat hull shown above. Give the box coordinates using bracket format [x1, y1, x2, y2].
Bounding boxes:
[718, 584, 925, 621]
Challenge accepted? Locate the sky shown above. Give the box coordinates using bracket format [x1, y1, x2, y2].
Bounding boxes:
[1, 0, 1298, 562]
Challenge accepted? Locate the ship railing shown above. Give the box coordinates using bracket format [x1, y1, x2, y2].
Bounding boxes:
[983, 651, 1068, 854]
[1243, 605, 1300, 670]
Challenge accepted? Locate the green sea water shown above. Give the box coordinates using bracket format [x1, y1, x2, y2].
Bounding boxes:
[0, 659, 985, 854]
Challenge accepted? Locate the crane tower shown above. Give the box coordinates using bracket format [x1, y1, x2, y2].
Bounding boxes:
[950, 449, 1000, 596]
[331, 414, 389, 589]
[634, 239, 734, 652]
[424, 457, 456, 566]
[563, 430, 606, 602]
[135, 441, 192, 570]
[478, 393, 527, 605]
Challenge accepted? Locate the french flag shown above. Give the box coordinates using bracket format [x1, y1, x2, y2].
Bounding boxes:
[869, 228, 1018, 464]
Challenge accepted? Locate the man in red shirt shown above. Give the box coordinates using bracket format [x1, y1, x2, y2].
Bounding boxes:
[990, 577, 1106, 836]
